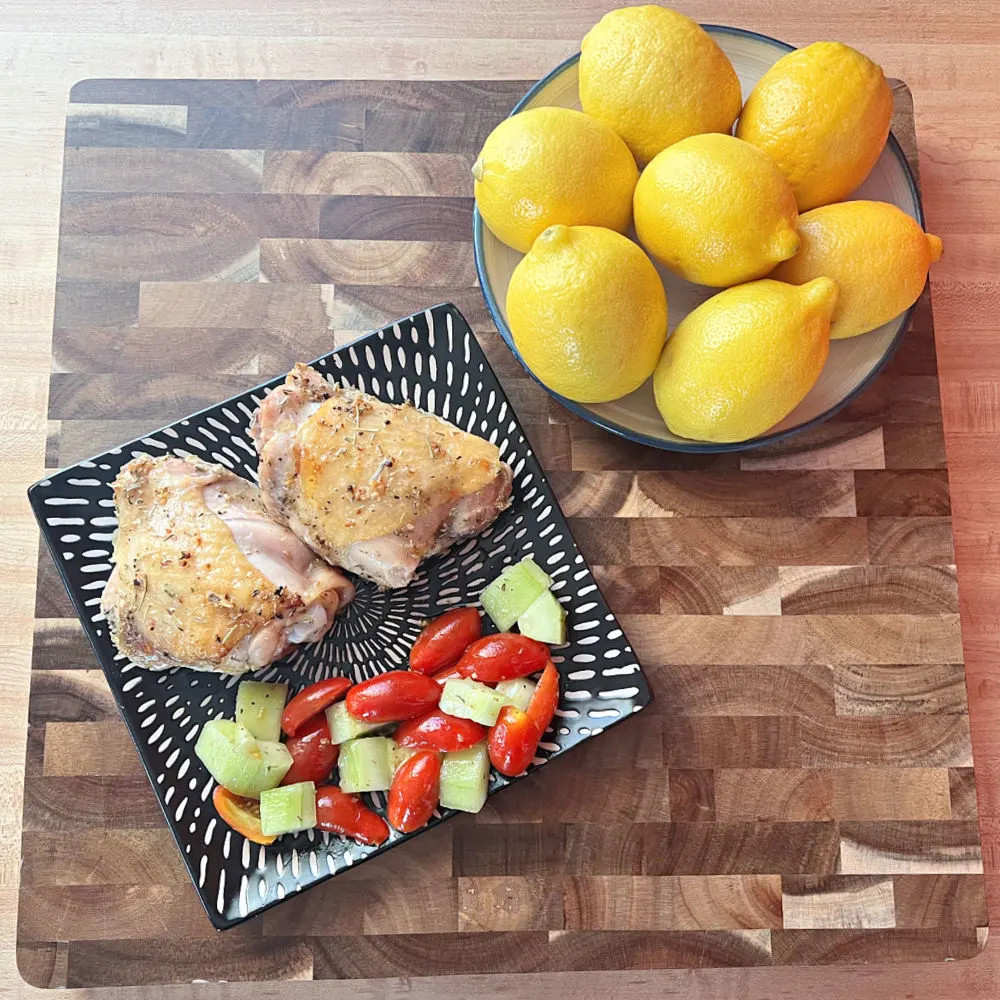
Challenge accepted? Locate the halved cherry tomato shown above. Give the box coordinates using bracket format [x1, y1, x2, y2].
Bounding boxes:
[212, 786, 276, 845]
[431, 663, 464, 685]
[394, 708, 486, 752]
[281, 713, 338, 786]
[315, 785, 389, 846]
[487, 660, 559, 777]
[388, 750, 441, 833]
[409, 607, 482, 675]
[345, 671, 440, 723]
[282, 676, 352, 737]
[457, 633, 550, 683]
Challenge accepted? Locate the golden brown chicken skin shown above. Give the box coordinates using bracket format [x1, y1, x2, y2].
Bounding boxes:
[251, 364, 513, 589]
[101, 454, 353, 674]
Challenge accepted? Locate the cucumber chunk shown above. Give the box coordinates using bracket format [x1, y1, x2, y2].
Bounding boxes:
[495, 677, 537, 713]
[260, 781, 317, 836]
[439, 742, 490, 814]
[326, 700, 385, 745]
[338, 736, 393, 793]
[480, 558, 548, 631]
[390, 741, 419, 773]
[517, 589, 566, 644]
[195, 719, 292, 798]
[235, 680, 287, 742]
[518, 556, 553, 591]
[440, 678, 507, 726]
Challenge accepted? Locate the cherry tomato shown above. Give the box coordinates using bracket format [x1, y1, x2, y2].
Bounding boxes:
[388, 750, 441, 833]
[431, 663, 464, 685]
[394, 708, 486, 752]
[487, 661, 559, 777]
[409, 607, 482, 675]
[345, 671, 441, 723]
[282, 676, 352, 737]
[315, 785, 389, 846]
[281, 713, 338, 786]
[212, 786, 276, 845]
[457, 633, 550, 683]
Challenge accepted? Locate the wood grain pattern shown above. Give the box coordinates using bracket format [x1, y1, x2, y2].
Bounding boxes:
[11, 69, 990, 990]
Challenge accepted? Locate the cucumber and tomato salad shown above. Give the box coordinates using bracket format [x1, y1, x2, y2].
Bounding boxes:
[196, 556, 565, 848]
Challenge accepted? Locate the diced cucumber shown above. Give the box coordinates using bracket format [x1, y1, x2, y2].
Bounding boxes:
[235, 681, 287, 742]
[440, 678, 507, 727]
[518, 556, 553, 591]
[390, 741, 419, 773]
[326, 700, 385, 745]
[480, 558, 548, 631]
[195, 719, 292, 798]
[518, 589, 566, 644]
[495, 677, 537, 713]
[439, 742, 490, 814]
[338, 736, 393, 793]
[260, 781, 317, 836]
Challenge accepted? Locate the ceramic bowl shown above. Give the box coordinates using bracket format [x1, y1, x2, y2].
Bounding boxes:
[473, 26, 924, 453]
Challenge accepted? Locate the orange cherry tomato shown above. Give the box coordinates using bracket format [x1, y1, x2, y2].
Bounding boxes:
[212, 786, 276, 845]
[282, 676, 352, 737]
[281, 713, 338, 786]
[487, 660, 559, 777]
[409, 607, 482, 675]
[314, 785, 389, 846]
[394, 708, 486, 752]
[345, 671, 441, 723]
[457, 633, 550, 683]
[388, 750, 441, 833]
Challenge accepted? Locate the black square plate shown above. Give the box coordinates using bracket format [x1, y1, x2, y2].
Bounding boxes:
[28, 303, 652, 929]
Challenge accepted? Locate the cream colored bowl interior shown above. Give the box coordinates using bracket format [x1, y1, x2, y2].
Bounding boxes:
[476, 27, 922, 450]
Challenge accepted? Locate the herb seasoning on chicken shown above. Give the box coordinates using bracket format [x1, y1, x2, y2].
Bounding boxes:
[251, 363, 513, 589]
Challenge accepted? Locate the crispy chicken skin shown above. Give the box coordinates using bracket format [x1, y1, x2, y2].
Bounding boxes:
[101, 454, 354, 674]
[251, 363, 513, 589]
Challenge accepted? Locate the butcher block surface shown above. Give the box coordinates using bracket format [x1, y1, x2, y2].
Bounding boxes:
[18, 76, 987, 987]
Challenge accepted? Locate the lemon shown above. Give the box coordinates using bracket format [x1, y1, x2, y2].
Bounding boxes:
[654, 278, 838, 442]
[737, 41, 893, 211]
[770, 200, 943, 339]
[473, 106, 638, 254]
[579, 5, 742, 164]
[506, 225, 667, 403]
[633, 133, 800, 287]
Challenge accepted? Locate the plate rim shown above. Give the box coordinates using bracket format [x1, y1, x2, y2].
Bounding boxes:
[27, 300, 653, 930]
[472, 25, 925, 454]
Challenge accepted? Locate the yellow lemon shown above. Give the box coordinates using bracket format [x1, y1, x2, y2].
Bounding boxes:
[579, 5, 742, 164]
[654, 278, 838, 442]
[737, 41, 893, 211]
[770, 200, 943, 339]
[633, 133, 800, 287]
[506, 225, 667, 403]
[473, 106, 638, 254]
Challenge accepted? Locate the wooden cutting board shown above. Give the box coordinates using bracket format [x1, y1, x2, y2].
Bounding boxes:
[18, 76, 987, 988]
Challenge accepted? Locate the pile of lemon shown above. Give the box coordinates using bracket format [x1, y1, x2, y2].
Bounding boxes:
[474, 5, 943, 443]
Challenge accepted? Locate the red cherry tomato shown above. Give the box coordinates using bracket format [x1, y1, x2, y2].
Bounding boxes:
[431, 663, 464, 685]
[345, 671, 441, 723]
[409, 607, 482, 675]
[212, 786, 275, 845]
[457, 633, 550, 683]
[487, 660, 559, 777]
[315, 785, 389, 846]
[282, 676, 352, 737]
[394, 708, 486, 752]
[388, 750, 441, 833]
[281, 713, 338, 786]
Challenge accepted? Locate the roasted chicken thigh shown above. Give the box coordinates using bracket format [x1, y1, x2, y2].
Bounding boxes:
[101, 454, 353, 674]
[251, 364, 513, 589]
